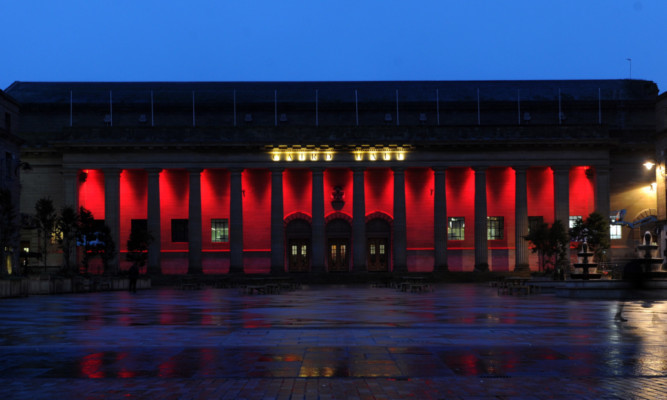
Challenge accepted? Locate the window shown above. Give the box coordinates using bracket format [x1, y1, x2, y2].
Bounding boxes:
[528, 216, 544, 234]
[487, 216, 504, 240]
[211, 219, 229, 242]
[569, 216, 582, 229]
[448, 217, 465, 240]
[131, 219, 148, 236]
[171, 219, 188, 242]
[609, 215, 622, 240]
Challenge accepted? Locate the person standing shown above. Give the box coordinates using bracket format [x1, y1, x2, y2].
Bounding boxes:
[128, 261, 139, 293]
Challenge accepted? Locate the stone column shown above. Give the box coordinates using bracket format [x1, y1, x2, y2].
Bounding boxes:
[62, 169, 79, 209]
[514, 166, 529, 271]
[393, 167, 407, 272]
[104, 168, 121, 274]
[311, 168, 326, 274]
[188, 169, 203, 274]
[270, 168, 285, 274]
[473, 167, 488, 271]
[229, 169, 244, 274]
[146, 168, 162, 275]
[352, 167, 366, 272]
[594, 166, 610, 219]
[433, 167, 448, 272]
[553, 166, 570, 225]
[62, 169, 79, 270]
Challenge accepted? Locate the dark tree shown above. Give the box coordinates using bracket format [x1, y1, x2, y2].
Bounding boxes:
[77, 207, 96, 274]
[0, 189, 19, 275]
[35, 198, 56, 271]
[56, 206, 80, 275]
[524, 219, 570, 273]
[98, 224, 116, 275]
[126, 225, 153, 268]
[569, 211, 610, 263]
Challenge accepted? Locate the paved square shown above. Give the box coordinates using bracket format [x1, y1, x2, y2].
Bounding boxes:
[1, 283, 666, 399]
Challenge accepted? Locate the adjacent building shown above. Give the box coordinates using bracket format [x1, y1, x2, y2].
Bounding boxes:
[0, 89, 22, 275]
[5, 80, 659, 275]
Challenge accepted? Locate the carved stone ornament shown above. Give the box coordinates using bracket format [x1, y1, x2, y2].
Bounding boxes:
[331, 186, 345, 211]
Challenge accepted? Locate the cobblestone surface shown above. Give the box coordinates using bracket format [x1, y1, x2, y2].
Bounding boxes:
[1, 284, 667, 399]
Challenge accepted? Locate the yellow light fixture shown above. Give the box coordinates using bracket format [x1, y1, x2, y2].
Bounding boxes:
[644, 161, 655, 170]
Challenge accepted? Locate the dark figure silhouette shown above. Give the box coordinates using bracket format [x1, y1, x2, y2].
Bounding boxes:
[128, 262, 139, 293]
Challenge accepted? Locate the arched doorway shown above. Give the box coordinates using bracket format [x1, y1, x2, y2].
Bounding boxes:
[326, 218, 351, 272]
[366, 216, 391, 272]
[285, 218, 311, 272]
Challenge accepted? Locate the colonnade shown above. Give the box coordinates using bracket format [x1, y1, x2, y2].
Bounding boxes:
[62, 165, 610, 274]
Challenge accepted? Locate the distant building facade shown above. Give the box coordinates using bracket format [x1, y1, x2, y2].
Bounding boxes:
[0, 89, 22, 274]
[5, 80, 660, 274]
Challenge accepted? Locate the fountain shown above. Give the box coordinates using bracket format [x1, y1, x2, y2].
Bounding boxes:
[570, 241, 601, 280]
[623, 231, 665, 281]
[556, 231, 667, 299]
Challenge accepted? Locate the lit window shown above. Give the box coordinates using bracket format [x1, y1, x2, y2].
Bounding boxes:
[301, 245, 307, 256]
[487, 216, 504, 240]
[379, 244, 385, 254]
[211, 219, 229, 243]
[331, 245, 337, 258]
[292, 245, 298, 256]
[340, 244, 346, 258]
[609, 216, 622, 240]
[448, 217, 465, 240]
[370, 245, 376, 255]
[569, 216, 582, 229]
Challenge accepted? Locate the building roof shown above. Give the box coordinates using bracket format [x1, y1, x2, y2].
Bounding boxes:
[6, 79, 658, 105]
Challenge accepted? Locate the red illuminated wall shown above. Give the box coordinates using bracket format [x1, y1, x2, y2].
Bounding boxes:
[527, 167, 554, 224]
[486, 167, 515, 271]
[406, 168, 434, 248]
[160, 169, 189, 258]
[365, 168, 393, 217]
[405, 168, 434, 271]
[201, 169, 230, 250]
[284, 169, 312, 218]
[569, 166, 595, 219]
[201, 169, 230, 274]
[446, 168, 475, 270]
[78, 169, 105, 219]
[243, 169, 271, 272]
[119, 169, 147, 256]
[324, 168, 353, 217]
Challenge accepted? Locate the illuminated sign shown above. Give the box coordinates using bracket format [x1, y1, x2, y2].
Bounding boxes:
[269, 146, 406, 162]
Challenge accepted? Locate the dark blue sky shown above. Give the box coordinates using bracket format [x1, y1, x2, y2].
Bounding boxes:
[3, 0, 665, 93]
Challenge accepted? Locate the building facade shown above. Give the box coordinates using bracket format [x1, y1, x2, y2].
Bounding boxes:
[0, 89, 22, 275]
[5, 80, 659, 275]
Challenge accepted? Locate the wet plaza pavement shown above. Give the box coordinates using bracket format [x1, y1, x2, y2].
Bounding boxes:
[1, 283, 667, 399]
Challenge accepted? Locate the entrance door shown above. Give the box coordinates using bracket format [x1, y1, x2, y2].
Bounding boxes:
[288, 239, 309, 272]
[367, 238, 388, 272]
[328, 238, 349, 272]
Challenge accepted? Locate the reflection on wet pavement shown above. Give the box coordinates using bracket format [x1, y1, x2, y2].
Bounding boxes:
[1, 284, 667, 398]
